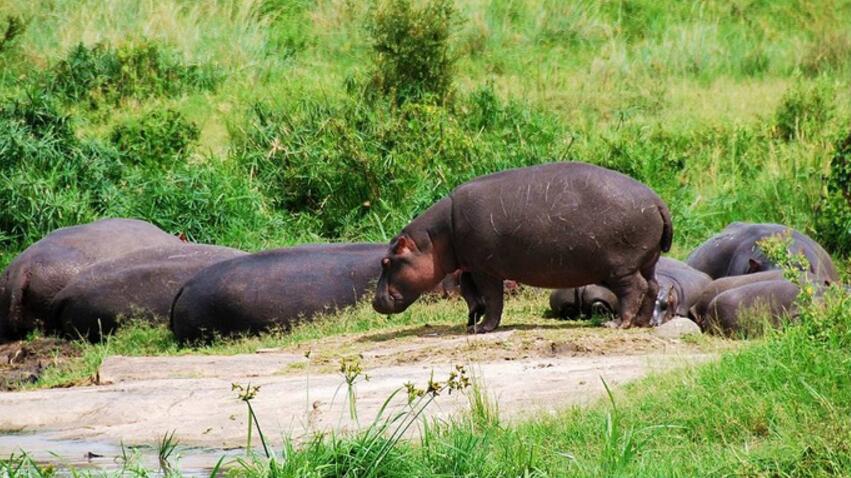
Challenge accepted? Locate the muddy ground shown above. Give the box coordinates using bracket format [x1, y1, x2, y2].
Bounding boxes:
[0, 322, 728, 452]
[0, 339, 81, 391]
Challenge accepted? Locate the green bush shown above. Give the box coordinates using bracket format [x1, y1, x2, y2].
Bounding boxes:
[773, 80, 834, 141]
[48, 42, 221, 107]
[367, 0, 458, 105]
[816, 131, 851, 255]
[0, 15, 26, 53]
[110, 109, 200, 167]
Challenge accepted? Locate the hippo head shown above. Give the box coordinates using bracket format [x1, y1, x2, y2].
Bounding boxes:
[650, 285, 679, 327]
[373, 235, 446, 314]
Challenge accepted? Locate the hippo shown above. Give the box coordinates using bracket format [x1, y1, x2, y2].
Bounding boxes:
[372, 162, 673, 333]
[170, 243, 386, 343]
[703, 280, 800, 335]
[548, 285, 619, 320]
[688, 270, 785, 328]
[51, 244, 245, 341]
[0, 219, 182, 341]
[649, 257, 713, 326]
[685, 223, 838, 283]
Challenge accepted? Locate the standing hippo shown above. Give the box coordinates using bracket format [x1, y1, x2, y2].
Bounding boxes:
[649, 257, 713, 326]
[688, 270, 785, 328]
[0, 219, 182, 341]
[372, 162, 673, 333]
[548, 285, 619, 320]
[170, 243, 386, 343]
[703, 280, 800, 335]
[52, 244, 245, 341]
[686, 223, 838, 283]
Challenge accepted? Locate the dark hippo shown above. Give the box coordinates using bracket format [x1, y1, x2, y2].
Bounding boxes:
[685, 223, 838, 283]
[548, 285, 619, 320]
[0, 219, 182, 341]
[52, 244, 245, 341]
[372, 162, 673, 333]
[170, 243, 386, 343]
[649, 257, 713, 326]
[688, 270, 785, 328]
[703, 280, 800, 335]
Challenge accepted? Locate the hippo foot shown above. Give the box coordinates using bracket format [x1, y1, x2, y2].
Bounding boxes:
[467, 323, 498, 334]
[603, 320, 621, 329]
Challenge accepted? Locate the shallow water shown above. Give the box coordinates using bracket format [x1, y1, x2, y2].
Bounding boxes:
[0, 433, 245, 476]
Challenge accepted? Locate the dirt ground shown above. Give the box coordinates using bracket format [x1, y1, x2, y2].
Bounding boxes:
[0, 338, 81, 391]
[0, 323, 726, 451]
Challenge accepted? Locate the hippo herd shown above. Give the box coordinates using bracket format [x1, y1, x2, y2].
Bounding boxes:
[0, 162, 842, 344]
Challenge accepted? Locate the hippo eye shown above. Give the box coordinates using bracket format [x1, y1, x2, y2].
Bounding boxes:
[381, 257, 391, 268]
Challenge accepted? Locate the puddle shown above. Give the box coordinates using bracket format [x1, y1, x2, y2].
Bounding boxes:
[0, 433, 248, 476]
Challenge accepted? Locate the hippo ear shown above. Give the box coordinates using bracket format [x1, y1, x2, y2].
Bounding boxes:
[393, 235, 417, 255]
[747, 258, 762, 273]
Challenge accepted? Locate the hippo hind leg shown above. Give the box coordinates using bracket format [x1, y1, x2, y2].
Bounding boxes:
[606, 271, 648, 329]
[634, 261, 659, 327]
[465, 272, 504, 334]
[460, 272, 485, 328]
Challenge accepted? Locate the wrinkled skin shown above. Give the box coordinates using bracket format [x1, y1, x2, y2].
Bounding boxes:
[373, 162, 673, 333]
[548, 285, 619, 320]
[170, 243, 386, 343]
[703, 279, 800, 335]
[686, 222, 839, 283]
[52, 244, 245, 342]
[688, 270, 785, 328]
[649, 257, 713, 326]
[0, 219, 182, 341]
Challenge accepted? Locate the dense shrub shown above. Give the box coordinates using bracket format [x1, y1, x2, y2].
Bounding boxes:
[110, 109, 200, 167]
[773, 80, 834, 141]
[367, 0, 458, 105]
[816, 131, 851, 255]
[47, 42, 221, 107]
[0, 15, 26, 53]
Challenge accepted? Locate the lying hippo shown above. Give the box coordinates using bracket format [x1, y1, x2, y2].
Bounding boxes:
[649, 257, 713, 326]
[548, 285, 619, 320]
[170, 243, 386, 343]
[52, 244, 245, 341]
[703, 280, 799, 335]
[548, 258, 710, 326]
[686, 223, 838, 284]
[688, 270, 785, 327]
[0, 219, 182, 341]
[373, 162, 673, 332]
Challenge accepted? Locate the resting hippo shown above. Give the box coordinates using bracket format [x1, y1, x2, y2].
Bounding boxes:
[170, 243, 385, 343]
[52, 244, 245, 341]
[688, 270, 785, 328]
[686, 223, 838, 283]
[372, 162, 673, 332]
[649, 257, 713, 326]
[548, 285, 619, 320]
[703, 280, 800, 335]
[0, 219, 182, 340]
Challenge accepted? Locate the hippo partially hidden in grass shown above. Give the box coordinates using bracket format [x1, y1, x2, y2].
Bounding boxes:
[52, 244, 245, 341]
[0, 219, 183, 341]
[372, 162, 673, 333]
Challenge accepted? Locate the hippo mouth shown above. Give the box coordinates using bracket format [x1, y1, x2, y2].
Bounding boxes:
[372, 289, 411, 314]
[650, 290, 669, 327]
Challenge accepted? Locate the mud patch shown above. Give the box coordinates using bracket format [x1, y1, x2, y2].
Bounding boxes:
[0, 338, 80, 391]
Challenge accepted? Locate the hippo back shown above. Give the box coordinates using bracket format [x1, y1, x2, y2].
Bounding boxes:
[704, 279, 800, 335]
[170, 243, 386, 342]
[52, 244, 245, 341]
[0, 218, 182, 340]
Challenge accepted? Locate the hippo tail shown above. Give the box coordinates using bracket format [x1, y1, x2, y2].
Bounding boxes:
[658, 201, 673, 253]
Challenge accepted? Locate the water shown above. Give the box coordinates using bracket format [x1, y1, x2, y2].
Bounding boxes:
[0, 433, 247, 476]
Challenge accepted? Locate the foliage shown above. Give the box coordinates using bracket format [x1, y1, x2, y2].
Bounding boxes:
[109, 109, 200, 167]
[817, 130, 851, 255]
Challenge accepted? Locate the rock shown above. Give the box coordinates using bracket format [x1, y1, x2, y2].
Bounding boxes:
[654, 317, 701, 339]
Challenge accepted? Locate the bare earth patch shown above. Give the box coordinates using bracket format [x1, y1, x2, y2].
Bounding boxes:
[0, 338, 82, 391]
[0, 322, 728, 451]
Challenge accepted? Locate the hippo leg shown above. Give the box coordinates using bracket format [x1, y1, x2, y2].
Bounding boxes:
[460, 272, 485, 328]
[634, 264, 659, 327]
[465, 272, 504, 334]
[608, 272, 648, 329]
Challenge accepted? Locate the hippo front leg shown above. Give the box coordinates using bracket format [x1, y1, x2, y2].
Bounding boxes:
[466, 272, 504, 334]
[460, 272, 485, 328]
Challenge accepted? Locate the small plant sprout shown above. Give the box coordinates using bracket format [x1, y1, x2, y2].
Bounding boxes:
[339, 354, 369, 423]
[232, 382, 270, 459]
[157, 430, 179, 475]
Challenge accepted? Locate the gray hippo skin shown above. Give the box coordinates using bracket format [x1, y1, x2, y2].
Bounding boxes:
[704, 280, 799, 335]
[685, 223, 838, 283]
[0, 218, 182, 341]
[688, 270, 785, 328]
[52, 244, 245, 341]
[650, 257, 712, 326]
[372, 162, 673, 333]
[170, 243, 386, 343]
[548, 285, 619, 320]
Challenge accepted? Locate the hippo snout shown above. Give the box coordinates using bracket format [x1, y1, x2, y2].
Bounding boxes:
[372, 293, 396, 314]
